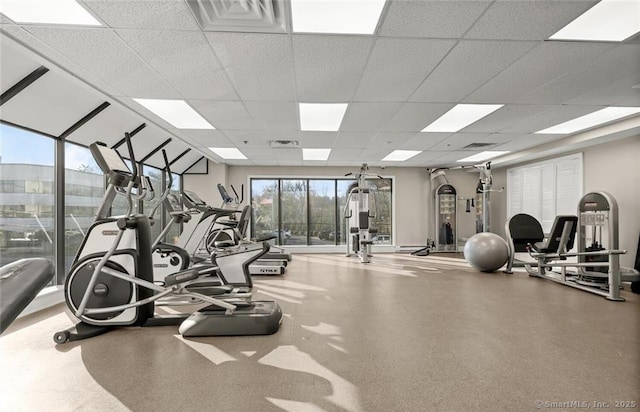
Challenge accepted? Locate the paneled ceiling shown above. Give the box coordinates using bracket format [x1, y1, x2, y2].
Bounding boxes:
[1, 0, 639, 169]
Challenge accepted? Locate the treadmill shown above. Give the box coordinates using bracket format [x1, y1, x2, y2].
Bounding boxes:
[179, 190, 286, 276]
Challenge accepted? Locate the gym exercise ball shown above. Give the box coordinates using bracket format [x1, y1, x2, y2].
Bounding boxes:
[463, 232, 509, 272]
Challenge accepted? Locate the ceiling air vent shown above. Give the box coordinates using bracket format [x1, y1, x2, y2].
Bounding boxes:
[463, 142, 496, 149]
[187, 0, 290, 33]
[269, 140, 300, 148]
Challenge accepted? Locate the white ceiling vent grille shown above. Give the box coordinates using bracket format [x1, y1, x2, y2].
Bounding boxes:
[269, 140, 300, 148]
[187, 0, 290, 33]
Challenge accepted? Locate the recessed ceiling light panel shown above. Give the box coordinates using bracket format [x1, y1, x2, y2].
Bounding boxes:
[208, 147, 247, 160]
[133, 99, 214, 129]
[0, 0, 101, 25]
[381, 150, 421, 162]
[291, 0, 386, 34]
[421, 104, 504, 133]
[536, 107, 640, 134]
[299, 103, 348, 131]
[550, 0, 640, 42]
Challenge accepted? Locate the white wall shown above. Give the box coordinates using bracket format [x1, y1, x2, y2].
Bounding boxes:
[493, 135, 640, 268]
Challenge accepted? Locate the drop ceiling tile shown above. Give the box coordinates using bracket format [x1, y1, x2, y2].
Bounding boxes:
[240, 147, 285, 160]
[0, 25, 122, 96]
[300, 131, 336, 148]
[81, 0, 199, 30]
[379, 0, 491, 38]
[410, 40, 537, 102]
[517, 45, 640, 105]
[462, 104, 554, 133]
[329, 149, 364, 161]
[334, 132, 375, 149]
[0, 37, 41, 93]
[116, 30, 237, 100]
[576, 74, 639, 106]
[274, 149, 302, 161]
[369, 132, 415, 148]
[464, 0, 598, 40]
[478, 133, 529, 145]
[354, 38, 455, 101]
[400, 132, 450, 151]
[244, 101, 298, 130]
[189, 100, 256, 130]
[465, 42, 616, 103]
[340, 103, 402, 132]
[23, 27, 177, 98]
[180, 130, 233, 147]
[0, 70, 106, 137]
[206, 32, 295, 101]
[500, 105, 606, 134]
[66, 104, 144, 147]
[225, 130, 300, 147]
[493, 134, 561, 151]
[424, 133, 491, 151]
[381, 103, 453, 132]
[293, 35, 373, 102]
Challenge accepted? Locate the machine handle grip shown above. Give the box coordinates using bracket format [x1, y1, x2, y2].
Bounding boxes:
[124, 133, 138, 182]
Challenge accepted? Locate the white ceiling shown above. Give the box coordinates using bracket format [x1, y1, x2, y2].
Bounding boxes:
[0, 0, 639, 169]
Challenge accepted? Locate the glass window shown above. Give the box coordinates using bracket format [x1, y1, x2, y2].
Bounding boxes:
[165, 173, 182, 244]
[369, 178, 392, 244]
[280, 180, 307, 245]
[336, 180, 353, 245]
[0, 124, 55, 283]
[64, 142, 104, 273]
[251, 179, 279, 243]
[309, 180, 335, 245]
[142, 165, 163, 242]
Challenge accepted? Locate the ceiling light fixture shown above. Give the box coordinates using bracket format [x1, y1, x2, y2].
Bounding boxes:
[0, 0, 101, 25]
[303, 148, 331, 160]
[550, 0, 640, 42]
[382, 150, 421, 162]
[536, 107, 640, 134]
[291, 0, 386, 34]
[133, 99, 214, 129]
[457, 151, 510, 163]
[208, 147, 247, 160]
[421, 104, 504, 133]
[299, 103, 348, 131]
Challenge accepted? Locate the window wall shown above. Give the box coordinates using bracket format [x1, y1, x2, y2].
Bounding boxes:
[165, 173, 182, 244]
[64, 142, 103, 273]
[0, 122, 186, 286]
[251, 177, 393, 246]
[0, 124, 56, 285]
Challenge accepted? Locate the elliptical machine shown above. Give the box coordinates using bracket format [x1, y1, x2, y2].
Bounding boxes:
[54, 134, 281, 343]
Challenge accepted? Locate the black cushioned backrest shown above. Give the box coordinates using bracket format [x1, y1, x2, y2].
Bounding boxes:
[507, 214, 544, 252]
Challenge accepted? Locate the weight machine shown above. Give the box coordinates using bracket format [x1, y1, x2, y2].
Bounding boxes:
[344, 164, 382, 263]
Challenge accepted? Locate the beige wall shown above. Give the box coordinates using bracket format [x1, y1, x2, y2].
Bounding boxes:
[184, 162, 484, 247]
[492, 135, 640, 268]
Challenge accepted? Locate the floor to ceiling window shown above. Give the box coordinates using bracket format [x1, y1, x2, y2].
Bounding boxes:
[251, 177, 393, 246]
[0, 124, 56, 284]
[64, 142, 104, 273]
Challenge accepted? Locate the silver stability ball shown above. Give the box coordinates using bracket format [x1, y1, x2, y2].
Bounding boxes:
[463, 232, 509, 272]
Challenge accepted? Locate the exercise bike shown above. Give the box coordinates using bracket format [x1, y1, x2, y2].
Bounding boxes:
[54, 134, 281, 343]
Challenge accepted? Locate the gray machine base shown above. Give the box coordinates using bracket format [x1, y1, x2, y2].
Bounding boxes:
[178, 301, 282, 336]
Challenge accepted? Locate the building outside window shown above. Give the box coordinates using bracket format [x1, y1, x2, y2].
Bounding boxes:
[251, 177, 392, 246]
[0, 124, 55, 282]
